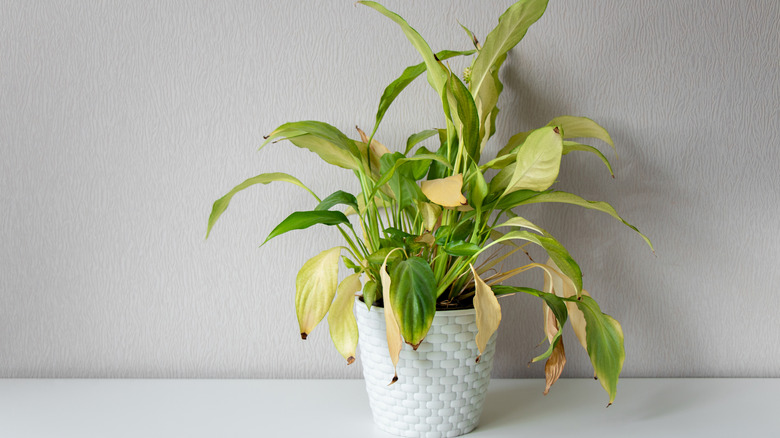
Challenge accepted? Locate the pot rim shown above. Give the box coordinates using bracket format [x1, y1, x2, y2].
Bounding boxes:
[354, 296, 476, 317]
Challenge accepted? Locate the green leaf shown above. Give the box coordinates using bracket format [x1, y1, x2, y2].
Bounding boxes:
[328, 273, 361, 364]
[548, 115, 615, 152]
[315, 190, 359, 213]
[296, 247, 341, 339]
[563, 141, 614, 177]
[446, 70, 480, 162]
[470, 0, 548, 104]
[457, 20, 480, 50]
[260, 121, 362, 170]
[507, 126, 563, 192]
[492, 189, 546, 210]
[380, 152, 425, 209]
[371, 50, 475, 140]
[362, 280, 378, 310]
[466, 163, 488, 209]
[443, 240, 481, 257]
[370, 153, 451, 201]
[515, 191, 654, 251]
[483, 230, 582, 294]
[389, 256, 437, 348]
[567, 295, 625, 406]
[405, 129, 439, 155]
[206, 172, 319, 239]
[358, 2, 449, 96]
[263, 211, 350, 245]
[496, 129, 532, 157]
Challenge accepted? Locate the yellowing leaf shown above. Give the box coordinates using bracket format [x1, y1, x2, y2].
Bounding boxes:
[380, 249, 404, 384]
[418, 201, 442, 231]
[295, 247, 341, 339]
[328, 273, 362, 365]
[421, 174, 468, 208]
[507, 126, 563, 193]
[470, 264, 502, 362]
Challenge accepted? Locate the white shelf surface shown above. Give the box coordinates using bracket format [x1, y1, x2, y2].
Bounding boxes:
[1, 378, 778, 437]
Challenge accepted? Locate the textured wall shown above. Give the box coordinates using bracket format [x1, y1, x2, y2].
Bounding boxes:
[1, 0, 778, 379]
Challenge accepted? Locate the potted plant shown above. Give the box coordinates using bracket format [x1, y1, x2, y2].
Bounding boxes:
[207, 0, 652, 436]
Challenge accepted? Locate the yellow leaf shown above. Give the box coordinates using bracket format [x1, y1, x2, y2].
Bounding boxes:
[417, 201, 442, 231]
[420, 174, 468, 208]
[546, 258, 588, 351]
[470, 264, 502, 362]
[328, 273, 362, 365]
[296, 247, 341, 339]
[380, 249, 404, 384]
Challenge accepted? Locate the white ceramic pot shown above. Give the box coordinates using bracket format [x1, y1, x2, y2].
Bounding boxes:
[354, 298, 497, 438]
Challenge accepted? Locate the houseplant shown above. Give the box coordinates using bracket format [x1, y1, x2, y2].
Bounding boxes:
[207, 0, 652, 435]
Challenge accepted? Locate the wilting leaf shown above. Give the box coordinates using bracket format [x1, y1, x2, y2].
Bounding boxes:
[328, 273, 362, 364]
[548, 115, 614, 152]
[421, 174, 468, 208]
[507, 126, 563, 193]
[315, 190, 359, 213]
[544, 337, 566, 395]
[260, 121, 361, 170]
[563, 141, 614, 177]
[379, 249, 404, 384]
[569, 295, 625, 406]
[206, 172, 319, 239]
[263, 211, 350, 245]
[295, 247, 340, 339]
[470, 264, 502, 362]
[417, 201, 442, 232]
[514, 191, 654, 251]
[390, 257, 437, 349]
[469, 0, 548, 103]
[494, 216, 545, 234]
[483, 230, 582, 295]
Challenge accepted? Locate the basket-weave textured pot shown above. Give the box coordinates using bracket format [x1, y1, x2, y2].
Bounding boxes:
[355, 298, 497, 438]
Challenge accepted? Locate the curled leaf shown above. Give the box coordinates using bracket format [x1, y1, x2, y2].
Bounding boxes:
[470, 264, 502, 362]
[421, 174, 468, 208]
[544, 337, 566, 395]
[295, 247, 341, 339]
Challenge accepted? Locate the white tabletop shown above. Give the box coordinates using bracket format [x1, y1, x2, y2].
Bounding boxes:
[0, 378, 777, 437]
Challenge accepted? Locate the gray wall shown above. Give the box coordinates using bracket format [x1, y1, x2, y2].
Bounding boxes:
[2, 0, 778, 379]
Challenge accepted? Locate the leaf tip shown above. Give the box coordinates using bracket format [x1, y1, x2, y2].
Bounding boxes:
[347, 356, 355, 365]
[475, 355, 481, 364]
[300, 333, 308, 340]
[606, 402, 612, 408]
[388, 375, 398, 386]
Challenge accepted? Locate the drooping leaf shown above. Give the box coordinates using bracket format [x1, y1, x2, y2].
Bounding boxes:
[568, 295, 625, 406]
[206, 172, 319, 239]
[457, 20, 481, 50]
[295, 247, 341, 339]
[421, 174, 468, 208]
[492, 189, 545, 211]
[544, 336, 566, 395]
[507, 126, 563, 193]
[469, 0, 548, 104]
[470, 264, 502, 362]
[405, 129, 439, 155]
[548, 115, 615, 152]
[379, 249, 404, 384]
[496, 129, 532, 157]
[314, 190, 359, 213]
[389, 257, 437, 349]
[563, 141, 614, 177]
[328, 273, 362, 364]
[263, 211, 350, 245]
[483, 229, 582, 295]
[514, 191, 654, 251]
[260, 121, 361, 170]
[494, 216, 545, 234]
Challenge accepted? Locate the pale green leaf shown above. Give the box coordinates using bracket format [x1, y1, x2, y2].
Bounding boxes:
[507, 126, 563, 193]
[328, 273, 362, 364]
[563, 141, 614, 177]
[548, 115, 615, 152]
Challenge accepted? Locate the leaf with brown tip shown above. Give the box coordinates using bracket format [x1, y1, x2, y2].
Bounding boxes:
[328, 273, 362, 365]
[421, 174, 468, 208]
[470, 264, 502, 362]
[295, 247, 341, 339]
[543, 337, 566, 395]
[380, 249, 404, 384]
